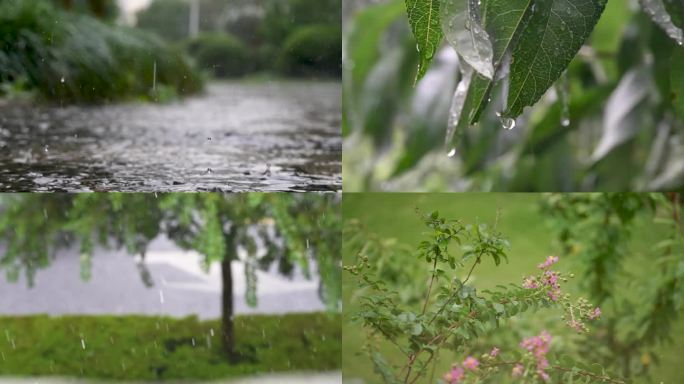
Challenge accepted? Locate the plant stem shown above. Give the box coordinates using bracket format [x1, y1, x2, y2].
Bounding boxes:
[422, 257, 438, 315]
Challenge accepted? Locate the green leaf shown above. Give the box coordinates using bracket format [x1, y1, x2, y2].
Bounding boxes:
[448, 0, 532, 147]
[411, 323, 424, 335]
[405, 0, 443, 82]
[504, 0, 608, 118]
[672, 47, 684, 120]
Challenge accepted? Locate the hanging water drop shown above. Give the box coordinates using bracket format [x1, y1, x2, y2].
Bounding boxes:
[557, 71, 570, 127]
[496, 112, 516, 130]
[447, 148, 457, 158]
[501, 117, 516, 130]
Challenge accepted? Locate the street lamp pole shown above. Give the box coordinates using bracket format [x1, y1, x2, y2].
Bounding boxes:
[189, 0, 200, 38]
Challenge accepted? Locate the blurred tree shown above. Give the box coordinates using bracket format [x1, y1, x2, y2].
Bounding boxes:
[541, 193, 684, 379]
[136, 0, 190, 41]
[0, 193, 341, 361]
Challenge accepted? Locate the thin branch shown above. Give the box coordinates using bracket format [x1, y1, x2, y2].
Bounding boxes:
[422, 257, 438, 315]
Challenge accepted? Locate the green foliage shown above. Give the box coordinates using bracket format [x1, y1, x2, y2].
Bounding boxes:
[404, 0, 442, 82]
[503, 0, 607, 118]
[0, 313, 341, 380]
[541, 193, 684, 379]
[0, 0, 202, 103]
[0, 193, 341, 311]
[135, 0, 190, 42]
[276, 25, 342, 77]
[186, 33, 250, 78]
[344, 211, 611, 383]
[344, 0, 684, 191]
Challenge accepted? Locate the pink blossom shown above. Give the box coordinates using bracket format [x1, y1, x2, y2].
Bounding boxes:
[537, 256, 559, 270]
[588, 307, 601, 320]
[522, 276, 539, 289]
[520, 331, 552, 380]
[546, 288, 561, 301]
[543, 271, 560, 288]
[511, 363, 524, 378]
[443, 366, 464, 383]
[489, 347, 500, 357]
[537, 370, 551, 382]
[463, 356, 479, 370]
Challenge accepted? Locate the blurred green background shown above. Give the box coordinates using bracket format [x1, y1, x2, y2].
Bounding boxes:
[342, 193, 684, 383]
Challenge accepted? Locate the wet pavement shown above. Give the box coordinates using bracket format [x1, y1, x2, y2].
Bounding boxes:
[0, 81, 341, 192]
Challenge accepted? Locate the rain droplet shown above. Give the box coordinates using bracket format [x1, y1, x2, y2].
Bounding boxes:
[561, 118, 570, 127]
[60, 77, 65, 83]
[159, 290, 165, 304]
[43, 145, 49, 153]
[447, 148, 457, 158]
[499, 115, 516, 130]
[81, 338, 86, 350]
[191, 338, 196, 347]
[205, 168, 213, 175]
[210, 328, 215, 337]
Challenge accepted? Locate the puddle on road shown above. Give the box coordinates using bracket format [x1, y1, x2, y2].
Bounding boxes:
[0, 81, 341, 192]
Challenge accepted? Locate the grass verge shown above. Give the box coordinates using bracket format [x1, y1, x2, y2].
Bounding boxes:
[0, 312, 340, 381]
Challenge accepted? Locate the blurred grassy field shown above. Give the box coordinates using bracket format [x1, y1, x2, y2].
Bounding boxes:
[0, 313, 340, 381]
[342, 193, 684, 383]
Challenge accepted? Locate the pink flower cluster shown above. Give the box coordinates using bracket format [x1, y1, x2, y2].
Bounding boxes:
[519, 331, 552, 382]
[522, 256, 562, 301]
[538, 256, 559, 270]
[588, 307, 601, 320]
[442, 356, 480, 383]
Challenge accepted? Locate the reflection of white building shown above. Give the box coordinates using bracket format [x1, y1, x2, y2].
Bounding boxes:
[0, 236, 325, 319]
[117, 0, 151, 24]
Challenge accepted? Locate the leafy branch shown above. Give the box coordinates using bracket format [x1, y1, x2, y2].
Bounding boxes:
[345, 211, 616, 383]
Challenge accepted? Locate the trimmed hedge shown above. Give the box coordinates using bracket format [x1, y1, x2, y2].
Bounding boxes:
[185, 33, 250, 78]
[276, 24, 341, 78]
[0, 312, 341, 380]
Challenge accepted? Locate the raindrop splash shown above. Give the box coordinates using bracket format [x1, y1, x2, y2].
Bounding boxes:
[43, 145, 49, 153]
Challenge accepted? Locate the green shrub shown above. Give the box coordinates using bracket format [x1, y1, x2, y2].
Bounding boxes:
[276, 24, 341, 78]
[186, 33, 250, 78]
[0, 0, 202, 103]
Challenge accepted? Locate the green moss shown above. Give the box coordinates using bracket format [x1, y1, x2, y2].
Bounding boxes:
[0, 312, 340, 380]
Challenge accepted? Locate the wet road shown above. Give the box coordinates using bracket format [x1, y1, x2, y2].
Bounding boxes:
[0, 81, 341, 192]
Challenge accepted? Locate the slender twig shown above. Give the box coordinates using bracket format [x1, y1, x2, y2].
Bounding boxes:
[422, 257, 438, 315]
